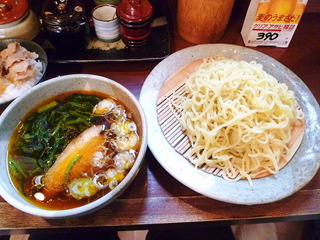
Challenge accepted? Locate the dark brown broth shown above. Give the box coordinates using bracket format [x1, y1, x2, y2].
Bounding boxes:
[8, 90, 140, 210]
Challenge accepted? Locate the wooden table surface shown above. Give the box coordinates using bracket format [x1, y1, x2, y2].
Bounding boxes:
[0, 0, 320, 235]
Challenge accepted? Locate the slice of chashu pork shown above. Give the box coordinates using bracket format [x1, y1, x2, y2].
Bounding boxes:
[43, 124, 105, 196]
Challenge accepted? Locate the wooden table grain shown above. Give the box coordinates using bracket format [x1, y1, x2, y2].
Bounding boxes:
[0, 0, 320, 235]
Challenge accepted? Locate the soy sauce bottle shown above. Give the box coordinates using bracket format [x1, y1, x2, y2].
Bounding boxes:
[41, 0, 90, 52]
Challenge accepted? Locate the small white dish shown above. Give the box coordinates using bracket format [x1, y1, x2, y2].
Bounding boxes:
[92, 4, 120, 42]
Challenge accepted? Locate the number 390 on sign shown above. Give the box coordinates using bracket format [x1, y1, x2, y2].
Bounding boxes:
[257, 32, 279, 41]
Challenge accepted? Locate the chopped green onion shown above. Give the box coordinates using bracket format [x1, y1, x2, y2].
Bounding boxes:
[69, 178, 98, 199]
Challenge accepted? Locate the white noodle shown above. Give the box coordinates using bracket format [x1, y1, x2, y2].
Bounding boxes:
[171, 58, 304, 184]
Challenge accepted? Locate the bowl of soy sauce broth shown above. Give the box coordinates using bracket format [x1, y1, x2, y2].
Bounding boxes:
[0, 74, 147, 218]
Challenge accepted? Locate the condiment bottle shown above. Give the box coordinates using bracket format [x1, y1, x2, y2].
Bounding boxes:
[116, 0, 153, 48]
[0, 0, 40, 40]
[41, 0, 90, 52]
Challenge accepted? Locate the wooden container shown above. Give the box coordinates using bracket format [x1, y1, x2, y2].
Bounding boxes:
[177, 0, 235, 44]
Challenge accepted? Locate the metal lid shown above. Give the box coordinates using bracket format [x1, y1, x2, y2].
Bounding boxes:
[0, 0, 29, 25]
[42, 0, 85, 25]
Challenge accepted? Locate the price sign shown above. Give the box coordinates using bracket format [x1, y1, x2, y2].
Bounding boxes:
[257, 32, 279, 41]
[241, 0, 307, 48]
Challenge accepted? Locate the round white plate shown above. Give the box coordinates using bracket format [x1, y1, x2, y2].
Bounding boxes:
[140, 44, 320, 205]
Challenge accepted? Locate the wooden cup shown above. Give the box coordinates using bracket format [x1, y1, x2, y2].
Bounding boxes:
[177, 0, 235, 44]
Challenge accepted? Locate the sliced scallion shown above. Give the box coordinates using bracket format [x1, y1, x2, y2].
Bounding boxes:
[63, 154, 82, 186]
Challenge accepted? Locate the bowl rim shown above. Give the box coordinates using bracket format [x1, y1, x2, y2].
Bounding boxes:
[0, 74, 147, 218]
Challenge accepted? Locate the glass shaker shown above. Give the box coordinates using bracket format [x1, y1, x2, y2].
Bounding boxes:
[41, 0, 90, 52]
[116, 0, 153, 48]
